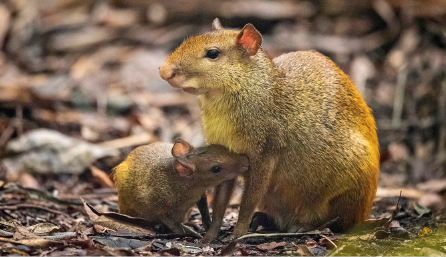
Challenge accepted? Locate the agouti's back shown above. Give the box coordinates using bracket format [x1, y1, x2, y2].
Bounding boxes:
[113, 142, 174, 221]
[267, 51, 379, 231]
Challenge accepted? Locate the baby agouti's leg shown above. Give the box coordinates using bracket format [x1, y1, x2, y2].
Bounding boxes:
[201, 179, 235, 242]
[196, 194, 211, 231]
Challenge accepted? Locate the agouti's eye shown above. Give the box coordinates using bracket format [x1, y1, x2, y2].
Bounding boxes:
[206, 49, 219, 59]
[211, 165, 222, 173]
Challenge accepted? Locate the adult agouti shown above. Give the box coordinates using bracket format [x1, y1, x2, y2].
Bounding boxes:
[111, 138, 249, 235]
[159, 19, 379, 241]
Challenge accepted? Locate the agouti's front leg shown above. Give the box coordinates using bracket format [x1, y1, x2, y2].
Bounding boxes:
[231, 155, 277, 239]
[196, 194, 211, 231]
[201, 179, 235, 242]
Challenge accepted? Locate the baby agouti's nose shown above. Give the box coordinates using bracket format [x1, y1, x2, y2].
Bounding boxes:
[239, 156, 249, 172]
[159, 63, 176, 81]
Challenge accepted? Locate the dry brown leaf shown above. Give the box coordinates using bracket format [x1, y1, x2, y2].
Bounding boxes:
[0, 237, 64, 248]
[12, 220, 41, 240]
[27, 223, 60, 235]
[256, 241, 285, 251]
[90, 165, 114, 188]
[219, 240, 240, 256]
[82, 199, 156, 236]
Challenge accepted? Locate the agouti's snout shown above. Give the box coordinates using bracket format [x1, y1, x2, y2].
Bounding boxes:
[159, 63, 176, 84]
[160, 61, 201, 94]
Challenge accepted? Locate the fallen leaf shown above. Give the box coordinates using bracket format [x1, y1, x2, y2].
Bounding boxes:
[294, 245, 314, 256]
[158, 247, 181, 256]
[173, 243, 202, 254]
[83, 199, 156, 236]
[94, 224, 112, 234]
[219, 240, 240, 256]
[257, 241, 285, 251]
[27, 223, 60, 235]
[414, 202, 432, 218]
[90, 165, 114, 188]
[12, 221, 41, 240]
[0, 237, 64, 249]
[91, 236, 152, 250]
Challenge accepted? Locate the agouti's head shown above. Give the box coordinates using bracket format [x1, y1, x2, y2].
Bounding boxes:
[171, 138, 249, 186]
[159, 18, 263, 95]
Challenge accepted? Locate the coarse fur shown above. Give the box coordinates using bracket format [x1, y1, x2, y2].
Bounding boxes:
[159, 19, 379, 240]
[111, 140, 249, 234]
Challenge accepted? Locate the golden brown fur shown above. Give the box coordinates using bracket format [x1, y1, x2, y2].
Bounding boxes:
[160, 19, 379, 240]
[112, 141, 249, 234]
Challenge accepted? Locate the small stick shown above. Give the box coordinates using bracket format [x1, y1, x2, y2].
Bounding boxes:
[321, 235, 337, 248]
[383, 191, 402, 232]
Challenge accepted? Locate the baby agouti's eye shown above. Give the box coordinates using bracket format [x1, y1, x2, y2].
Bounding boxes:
[206, 49, 219, 59]
[211, 165, 222, 173]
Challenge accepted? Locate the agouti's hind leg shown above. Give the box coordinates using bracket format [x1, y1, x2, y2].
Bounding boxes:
[249, 212, 277, 232]
[291, 200, 330, 231]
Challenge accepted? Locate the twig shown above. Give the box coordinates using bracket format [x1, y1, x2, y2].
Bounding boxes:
[321, 235, 337, 248]
[41, 232, 77, 240]
[383, 191, 402, 232]
[0, 229, 13, 236]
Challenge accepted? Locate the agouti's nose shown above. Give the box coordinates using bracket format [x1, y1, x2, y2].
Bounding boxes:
[159, 64, 176, 81]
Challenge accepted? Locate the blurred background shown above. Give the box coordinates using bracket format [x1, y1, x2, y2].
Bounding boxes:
[0, 0, 445, 208]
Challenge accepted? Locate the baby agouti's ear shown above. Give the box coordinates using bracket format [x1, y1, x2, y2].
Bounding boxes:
[173, 159, 194, 178]
[236, 23, 262, 56]
[172, 138, 193, 157]
[212, 18, 223, 30]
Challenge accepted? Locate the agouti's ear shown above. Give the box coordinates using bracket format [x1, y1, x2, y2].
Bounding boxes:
[173, 159, 194, 178]
[236, 23, 262, 56]
[212, 18, 223, 30]
[172, 138, 193, 157]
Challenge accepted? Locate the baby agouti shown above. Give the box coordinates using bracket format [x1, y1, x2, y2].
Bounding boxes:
[159, 19, 380, 241]
[111, 138, 249, 235]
